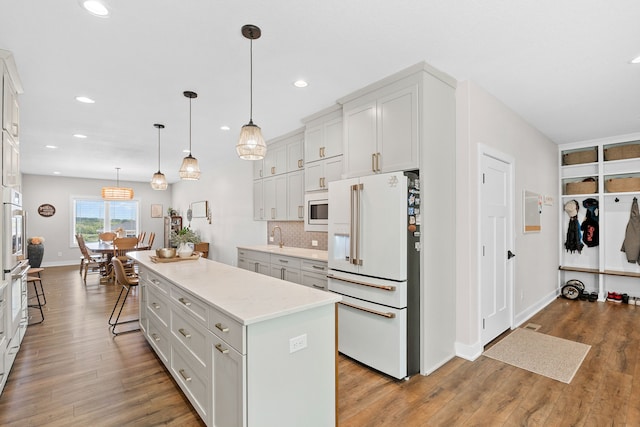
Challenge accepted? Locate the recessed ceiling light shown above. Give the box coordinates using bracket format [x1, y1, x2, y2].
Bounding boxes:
[220, 125, 230, 131]
[53, 171, 61, 175]
[75, 96, 95, 104]
[73, 133, 87, 139]
[293, 80, 308, 88]
[81, 0, 109, 17]
[45, 145, 58, 149]
[631, 55, 640, 64]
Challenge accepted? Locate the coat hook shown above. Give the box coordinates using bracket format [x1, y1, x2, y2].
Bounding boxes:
[615, 197, 620, 203]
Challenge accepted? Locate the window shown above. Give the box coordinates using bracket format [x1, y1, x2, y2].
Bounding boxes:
[73, 198, 139, 243]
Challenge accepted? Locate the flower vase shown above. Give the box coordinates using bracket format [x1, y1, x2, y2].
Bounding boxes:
[28, 243, 45, 268]
[177, 242, 194, 258]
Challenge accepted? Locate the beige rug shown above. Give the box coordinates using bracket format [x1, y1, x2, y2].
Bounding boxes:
[483, 328, 591, 384]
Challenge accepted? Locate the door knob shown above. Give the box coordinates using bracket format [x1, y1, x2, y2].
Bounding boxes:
[507, 250, 516, 259]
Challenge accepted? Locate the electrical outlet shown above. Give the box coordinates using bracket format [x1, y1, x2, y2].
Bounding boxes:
[57, 252, 62, 257]
[311, 240, 318, 247]
[269, 236, 274, 242]
[289, 334, 307, 353]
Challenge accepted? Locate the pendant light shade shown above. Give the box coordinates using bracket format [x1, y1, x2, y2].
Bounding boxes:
[151, 123, 168, 190]
[102, 167, 134, 200]
[236, 24, 267, 160]
[179, 91, 201, 180]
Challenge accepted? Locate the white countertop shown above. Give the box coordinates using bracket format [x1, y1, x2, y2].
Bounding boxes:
[237, 245, 328, 262]
[129, 251, 339, 326]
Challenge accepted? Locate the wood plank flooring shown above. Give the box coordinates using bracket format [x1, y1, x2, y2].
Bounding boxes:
[1, 265, 639, 426]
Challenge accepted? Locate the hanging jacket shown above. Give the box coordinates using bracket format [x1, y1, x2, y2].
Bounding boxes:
[564, 200, 583, 253]
[621, 197, 640, 263]
[581, 207, 599, 247]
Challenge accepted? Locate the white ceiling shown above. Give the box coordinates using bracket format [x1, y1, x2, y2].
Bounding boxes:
[1, 0, 639, 184]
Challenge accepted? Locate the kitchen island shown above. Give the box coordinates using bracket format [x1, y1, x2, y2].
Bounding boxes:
[128, 250, 341, 427]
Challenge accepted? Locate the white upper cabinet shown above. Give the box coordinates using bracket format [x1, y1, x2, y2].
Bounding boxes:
[303, 105, 343, 164]
[253, 158, 264, 180]
[263, 143, 287, 176]
[1, 51, 21, 143]
[304, 156, 343, 192]
[341, 80, 418, 178]
[287, 170, 304, 220]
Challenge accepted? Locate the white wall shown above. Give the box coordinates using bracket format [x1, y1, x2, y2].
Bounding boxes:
[22, 174, 172, 266]
[169, 154, 266, 266]
[455, 81, 559, 359]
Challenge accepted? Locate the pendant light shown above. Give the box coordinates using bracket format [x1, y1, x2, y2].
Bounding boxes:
[236, 24, 267, 160]
[150, 123, 168, 190]
[102, 167, 134, 200]
[179, 90, 201, 180]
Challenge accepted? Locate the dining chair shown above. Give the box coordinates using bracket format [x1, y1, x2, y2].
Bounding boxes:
[137, 231, 146, 245]
[108, 257, 140, 336]
[113, 237, 139, 273]
[99, 231, 117, 243]
[77, 237, 109, 284]
[146, 232, 155, 249]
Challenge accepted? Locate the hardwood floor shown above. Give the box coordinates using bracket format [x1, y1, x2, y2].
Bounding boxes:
[1, 266, 639, 426]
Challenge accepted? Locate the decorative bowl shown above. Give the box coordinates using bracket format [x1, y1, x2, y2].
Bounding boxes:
[156, 248, 176, 258]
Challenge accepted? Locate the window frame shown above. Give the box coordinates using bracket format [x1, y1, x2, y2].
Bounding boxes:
[71, 196, 140, 246]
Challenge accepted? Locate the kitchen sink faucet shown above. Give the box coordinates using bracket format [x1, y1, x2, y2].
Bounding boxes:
[271, 226, 284, 248]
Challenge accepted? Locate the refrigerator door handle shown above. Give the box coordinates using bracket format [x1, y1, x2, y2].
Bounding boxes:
[350, 184, 356, 264]
[327, 274, 396, 291]
[338, 301, 396, 319]
[354, 183, 363, 265]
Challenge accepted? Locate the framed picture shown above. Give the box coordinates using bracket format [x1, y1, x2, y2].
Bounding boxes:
[151, 204, 163, 218]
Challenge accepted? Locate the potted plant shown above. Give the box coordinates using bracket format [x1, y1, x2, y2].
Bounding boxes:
[170, 227, 201, 257]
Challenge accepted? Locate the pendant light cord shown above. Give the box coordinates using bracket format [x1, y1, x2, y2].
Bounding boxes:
[189, 97, 192, 154]
[249, 37, 253, 123]
[157, 126, 161, 170]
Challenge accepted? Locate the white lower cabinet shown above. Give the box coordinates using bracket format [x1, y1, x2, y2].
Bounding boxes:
[270, 254, 302, 284]
[237, 249, 270, 275]
[212, 332, 246, 427]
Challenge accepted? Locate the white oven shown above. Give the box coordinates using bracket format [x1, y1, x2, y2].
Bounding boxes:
[304, 192, 328, 232]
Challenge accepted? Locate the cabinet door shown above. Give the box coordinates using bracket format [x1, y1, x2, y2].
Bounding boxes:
[304, 123, 323, 163]
[253, 180, 264, 220]
[323, 116, 343, 159]
[263, 144, 287, 176]
[263, 176, 287, 220]
[324, 156, 343, 186]
[287, 170, 304, 220]
[286, 135, 304, 172]
[253, 159, 264, 180]
[343, 100, 377, 178]
[304, 161, 324, 192]
[213, 338, 246, 427]
[2, 131, 18, 188]
[283, 267, 302, 284]
[377, 84, 419, 173]
[3, 72, 19, 139]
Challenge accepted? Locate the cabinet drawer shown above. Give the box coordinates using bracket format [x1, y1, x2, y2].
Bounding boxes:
[301, 259, 327, 274]
[171, 345, 208, 420]
[147, 317, 170, 363]
[171, 307, 208, 367]
[170, 286, 208, 326]
[147, 285, 170, 327]
[209, 308, 245, 354]
[270, 254, 301, 269]
[237, 249, 270, 264]
[301, 270, 328, 291]
[141, 268, 170, 294]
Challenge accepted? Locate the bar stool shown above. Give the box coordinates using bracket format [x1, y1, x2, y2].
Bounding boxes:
[27, 267, 46, 325]
[108, 258, 140, 336]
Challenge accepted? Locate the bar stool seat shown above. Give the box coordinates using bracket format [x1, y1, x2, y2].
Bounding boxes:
[27, 267, 46, 325]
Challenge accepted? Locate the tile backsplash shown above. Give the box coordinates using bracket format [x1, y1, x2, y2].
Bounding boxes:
[266, 221, 328, 251]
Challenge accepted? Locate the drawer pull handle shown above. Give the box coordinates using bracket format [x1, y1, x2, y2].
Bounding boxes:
[179, 369, 192, 382]
[312, 284, 324, 289]
[339, 301, 396, 319]
[152, 302, 160, 310]
[179, 328, 191, 339]
[151, 333, 161, 342]
[311, 265, 325, 270]
[215, 343, 229, 354]
[215, 323, 229, 333]
[278, 259, 289, 263]
[151, 279, 160, 285]
[178, 297, 192, 307]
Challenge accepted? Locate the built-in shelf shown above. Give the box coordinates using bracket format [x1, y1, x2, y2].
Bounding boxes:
[559, 265, 640, 278]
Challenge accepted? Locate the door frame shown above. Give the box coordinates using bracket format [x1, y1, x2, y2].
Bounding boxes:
[477, 144, 515, 346]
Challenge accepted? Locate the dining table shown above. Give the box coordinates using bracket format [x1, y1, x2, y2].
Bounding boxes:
[85, 241, 150, 280]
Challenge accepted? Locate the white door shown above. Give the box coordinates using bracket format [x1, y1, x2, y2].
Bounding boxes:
[480, 152, 513, 345]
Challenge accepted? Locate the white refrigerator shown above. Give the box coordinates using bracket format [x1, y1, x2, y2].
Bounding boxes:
[328, 171, 420, 379]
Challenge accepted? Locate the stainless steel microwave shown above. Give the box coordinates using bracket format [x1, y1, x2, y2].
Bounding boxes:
[304, 192, 328, 232]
